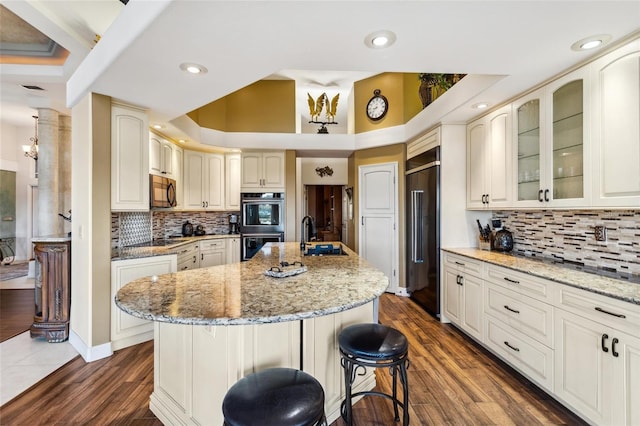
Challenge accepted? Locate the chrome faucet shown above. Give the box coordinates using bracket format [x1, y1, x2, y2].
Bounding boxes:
[300, 216, 317, 249]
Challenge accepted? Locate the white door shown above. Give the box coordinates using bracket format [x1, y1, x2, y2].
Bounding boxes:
[358, 162, 397, 293]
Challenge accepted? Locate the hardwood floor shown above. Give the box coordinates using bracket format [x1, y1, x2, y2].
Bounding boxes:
[0, 294, 586, 425]
[0, 289, 34, 343]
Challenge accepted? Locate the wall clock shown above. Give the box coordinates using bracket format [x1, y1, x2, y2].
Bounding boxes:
[366, 89, 388, 121]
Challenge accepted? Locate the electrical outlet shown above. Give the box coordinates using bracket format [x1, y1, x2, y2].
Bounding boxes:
[594, 226, 607, 242]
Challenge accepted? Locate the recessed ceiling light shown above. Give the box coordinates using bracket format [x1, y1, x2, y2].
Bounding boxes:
[153, 124, 164, 129]
[178, 139, 186, 143]
[570, 34, 612, 51]
[472, 102, 489, 109]
[179, 62, 208, 74]
[364, 30, 396, 49]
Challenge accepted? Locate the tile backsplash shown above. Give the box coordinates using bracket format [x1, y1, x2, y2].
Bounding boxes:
[111, 210, 240, 248]
[494, 210, 640, 277]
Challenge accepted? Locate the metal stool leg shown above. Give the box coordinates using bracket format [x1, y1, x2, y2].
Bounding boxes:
[391, 365, 400, 421]
[341, 356, 354, 425]
[400, 360, 410, 426]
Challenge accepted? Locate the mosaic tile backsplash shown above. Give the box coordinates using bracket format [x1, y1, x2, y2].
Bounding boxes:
[111, 211, 240, 248]
[493, 210, 640, 278]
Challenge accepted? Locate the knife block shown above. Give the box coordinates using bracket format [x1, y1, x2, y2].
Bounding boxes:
[478, 233, 493, 251]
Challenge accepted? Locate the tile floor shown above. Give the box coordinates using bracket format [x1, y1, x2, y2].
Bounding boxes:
[0, 276, 78, 406]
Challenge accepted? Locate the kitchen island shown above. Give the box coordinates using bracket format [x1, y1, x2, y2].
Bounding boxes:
[116, 242, 388, 425]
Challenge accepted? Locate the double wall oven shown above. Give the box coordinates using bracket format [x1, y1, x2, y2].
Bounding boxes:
[240, 193, 284, 260]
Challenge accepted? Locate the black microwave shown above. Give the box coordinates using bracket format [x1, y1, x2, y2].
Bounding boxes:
[150, 175, 177, 208]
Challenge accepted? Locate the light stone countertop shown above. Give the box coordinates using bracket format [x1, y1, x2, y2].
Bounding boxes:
[111, 234, 238, 261]
[443, 248, 640, 305]
[115, 242, 389, 325]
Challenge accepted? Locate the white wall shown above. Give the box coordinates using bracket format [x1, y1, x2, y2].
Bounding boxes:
[300, 158, 348, 185]
[0, 120, 38, 261]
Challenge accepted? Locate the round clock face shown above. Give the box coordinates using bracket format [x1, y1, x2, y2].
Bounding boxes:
[366, 93, 388, 121]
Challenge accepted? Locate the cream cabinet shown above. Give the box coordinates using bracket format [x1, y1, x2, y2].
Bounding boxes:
[149, 133, 176, 178]
[173, 146, 184, 209]
[225, 153, 241, 210]
[199, 238, 226, 268]
[110, 255, 176, 350]
[111, 103, 149, 211]
[184, 151, 225, 210]
[466, 105, 512, 209]
[241, 151, 285, 192]
[442, 253, 484, 340]
[226, 237, 241, 264]
[302, 302, 375, 424]
[175, 242, 200, 271]
[590, 39, 640, 207]
[512, 68, 590, 208]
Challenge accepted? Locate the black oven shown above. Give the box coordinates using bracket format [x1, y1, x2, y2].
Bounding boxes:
[242, 233, 284, 261]
[241, 193, 284, 234]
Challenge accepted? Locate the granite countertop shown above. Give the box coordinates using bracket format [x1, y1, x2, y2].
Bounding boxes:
[111, 234, 238, 261]
[115, 242, 389, 325]
[443, 248, 640, 305]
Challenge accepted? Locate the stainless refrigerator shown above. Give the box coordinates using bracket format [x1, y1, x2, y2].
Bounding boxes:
[406, 146, 440, 317]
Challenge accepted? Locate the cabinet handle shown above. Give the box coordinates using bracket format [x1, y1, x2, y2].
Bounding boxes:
[485, 194, 489, 204]
[362, 216, 364, 226]
[181, 265, 188, 270]
[504, 341, 520, 352]
[202, 201, 205, 208]
[504, 277, 520, 284]
[538, 189, 543, 202]
[193, 255, 197, 263]
[481, 194, 485, 204]
[205, 201, 209, 208]
[455, 261, 465, 266]
[612, 338, 619, 357]
[544, 189, 550, 202]
[601, 333, 609, 353]
[455, 275, 460, 285]
[201, 253, 204, 261]
[503, 305, 520, 314]
[457, 275, 464, 286]
[594, 307, 626, 319]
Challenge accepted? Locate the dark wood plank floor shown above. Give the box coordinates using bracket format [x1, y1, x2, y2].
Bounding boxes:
[1, 294, 586, 425]
[0, 289, 34, 343]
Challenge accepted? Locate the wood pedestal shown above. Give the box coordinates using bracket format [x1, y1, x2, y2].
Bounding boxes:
[30, 241, 71, 343]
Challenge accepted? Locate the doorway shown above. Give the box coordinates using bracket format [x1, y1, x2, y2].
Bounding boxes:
[304, 185, 344, 242]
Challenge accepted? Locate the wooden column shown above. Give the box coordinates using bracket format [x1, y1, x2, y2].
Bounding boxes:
[31, 240, 71, 342]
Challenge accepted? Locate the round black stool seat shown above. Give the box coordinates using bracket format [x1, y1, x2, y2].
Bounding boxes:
[339, 323, 410, 426]
[222, 367, 326, 426]
[339, 323, 408, 360]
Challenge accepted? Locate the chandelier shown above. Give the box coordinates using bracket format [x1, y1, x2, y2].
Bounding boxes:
[22, 115, 39, 160]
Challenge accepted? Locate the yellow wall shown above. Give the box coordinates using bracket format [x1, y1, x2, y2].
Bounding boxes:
[189, 80, 296, 133]
[403, 73, 423, 122]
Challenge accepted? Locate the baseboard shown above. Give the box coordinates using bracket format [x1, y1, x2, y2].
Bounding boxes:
[111, 331, 153, 351]
[69, 330, 113, 362]
[395, 287, 411, 297]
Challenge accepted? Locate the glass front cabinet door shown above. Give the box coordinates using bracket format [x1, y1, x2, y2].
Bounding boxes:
[514, 90, 544, 206]
[545, 69, 590, 207]
[513, 68, 589, 208]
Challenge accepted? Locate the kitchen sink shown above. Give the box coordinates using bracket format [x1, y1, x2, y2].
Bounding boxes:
[303, 243, 347, 256]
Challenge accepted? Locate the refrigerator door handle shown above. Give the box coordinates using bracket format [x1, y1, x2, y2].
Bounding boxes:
[411, 190, 424, 263]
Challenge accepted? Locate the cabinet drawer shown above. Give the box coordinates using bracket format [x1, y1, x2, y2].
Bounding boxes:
[443, 252, 483, 277]
[485, 283, 554, 348]
[485, 264, 553, 303]
[200, 239, 226, 252]
[555, 285, 640, 336]
[484, 316, 554, 392]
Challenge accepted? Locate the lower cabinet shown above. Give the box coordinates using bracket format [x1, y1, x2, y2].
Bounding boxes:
[110, 255, 177, 351]
[199, 238, 226, 268]
[226, 237, 241, 264]
[442, 253, 484, 341]
[176, 242, 200, 271]
[554, 287, 640, 426]
[441, 251, 640, 425]
[150, 301, 375, 426]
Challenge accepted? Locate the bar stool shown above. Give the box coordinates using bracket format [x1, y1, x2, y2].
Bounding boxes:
[222, 367, 327, 426]
[339, 323, 409, 425]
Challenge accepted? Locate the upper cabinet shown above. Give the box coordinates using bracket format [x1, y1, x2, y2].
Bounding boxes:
[149, 133, 178, 179]
[241, 151, 285, 192]
[184, 151, 225, 210]
[466, 105, 512, 209]
[590, 39, 640, 207]
[111, 103, 149, 211]
[512, 69, 590, 208]
[225, 153, 241, 210]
